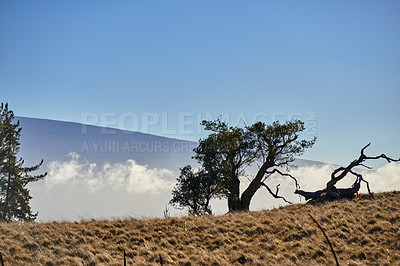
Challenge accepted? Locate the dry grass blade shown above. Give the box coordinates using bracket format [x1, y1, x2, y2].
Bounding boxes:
[0, 252, 4, 266]
[123, 249, 126, 266]
[309, 213, 339, 266]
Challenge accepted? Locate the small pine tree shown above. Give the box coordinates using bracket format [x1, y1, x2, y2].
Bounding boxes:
[0, 103, 47, 221]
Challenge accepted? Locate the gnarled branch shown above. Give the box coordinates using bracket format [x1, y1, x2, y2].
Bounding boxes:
[261, 183, 292, 204]
[328, 143, 399, 189]
[297, 143, 396, 203]
[294, 189, 324, 201]
[263, 168, 300, 189]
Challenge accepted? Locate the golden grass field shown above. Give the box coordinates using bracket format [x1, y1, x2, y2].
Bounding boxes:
[1, 191, 399, 265]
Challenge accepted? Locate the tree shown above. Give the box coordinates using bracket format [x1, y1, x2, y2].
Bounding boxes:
[239, 120, 316, 211]
[295, 143, 400, 202]
[172, 119, 315, 213]
[170, 165, 217, 215]
[0, 103, 47, 221]
[193, 120, 256, 212]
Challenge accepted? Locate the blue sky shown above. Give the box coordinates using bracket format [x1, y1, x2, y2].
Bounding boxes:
[1, 0, 399, 166]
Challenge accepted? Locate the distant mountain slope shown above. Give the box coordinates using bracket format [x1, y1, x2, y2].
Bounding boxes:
[16, 116, 327, 171]
[16, 116, 197, 171]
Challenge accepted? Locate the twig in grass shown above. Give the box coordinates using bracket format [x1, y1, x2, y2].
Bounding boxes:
[0, 252, 4, 266]
[163, 205, 170, 218]
[309, 213, 339, 266]
[124, 249, 126, 266]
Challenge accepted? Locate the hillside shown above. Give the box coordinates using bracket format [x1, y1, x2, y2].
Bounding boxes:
[1, 191, 399, 265]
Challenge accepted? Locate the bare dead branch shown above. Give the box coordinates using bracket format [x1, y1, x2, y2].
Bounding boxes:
[359, 163, 372, 169]
[261, 183, 292, 204]
[332, 167, 374, 197]
[298, 143, 393, 202]
[263, 168, 300, 189]
[334, 167, 360, 179]
[365, 154, 400, 163]
[295, 189, 324, 201]
[359, 176, 373, 197]
[295, 143, 395, 204]
[328, 143, 399, 189]
[360, 142, 371, 156]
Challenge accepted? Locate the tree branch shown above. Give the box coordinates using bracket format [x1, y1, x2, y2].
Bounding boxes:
[328, 143, 399, 189]
[340, 168, 373, 197]
[295, 189, 324, 201]
[361, 142, 371, 156]
[359, 163, 372, 169]
[263, 168, 300, 189]
[261, 183, 292, 204]
[365, 154, 400, 163]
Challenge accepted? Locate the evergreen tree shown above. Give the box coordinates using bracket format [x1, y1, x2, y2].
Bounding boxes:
[0, 103, 47, 221]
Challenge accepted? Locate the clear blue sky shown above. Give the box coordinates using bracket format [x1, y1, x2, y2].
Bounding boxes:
[1, 0, 399, 166]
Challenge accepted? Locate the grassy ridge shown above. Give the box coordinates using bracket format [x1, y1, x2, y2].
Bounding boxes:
[1, 191, 399, 265]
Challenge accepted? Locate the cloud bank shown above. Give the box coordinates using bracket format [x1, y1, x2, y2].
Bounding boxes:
[46, 152, 175, 194]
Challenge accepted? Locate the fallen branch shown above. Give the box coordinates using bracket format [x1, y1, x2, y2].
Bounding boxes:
[296, 143, 397, 202]
[328, 143, 399, 189]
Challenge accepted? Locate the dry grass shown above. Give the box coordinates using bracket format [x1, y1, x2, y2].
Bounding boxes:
[1, 191, 400, 265]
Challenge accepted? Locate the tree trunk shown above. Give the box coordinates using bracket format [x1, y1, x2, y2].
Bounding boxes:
[227, 175, 242, 212]
[2, 160, 12, 220]
[238, 160, 274, 212]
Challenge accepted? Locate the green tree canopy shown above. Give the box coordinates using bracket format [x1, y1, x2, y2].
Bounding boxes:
[193, 119, 256, 212]
[0, 103, 47, 221]
[170, 165, 222, 215]
[171, 118, 316, 214]
[239, 120, 316, 211]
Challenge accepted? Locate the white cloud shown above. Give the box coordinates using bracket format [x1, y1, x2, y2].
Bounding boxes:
[287, 164, 338, 191]
[362, 163, 400, 192]
[45, 154, 175, 194]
